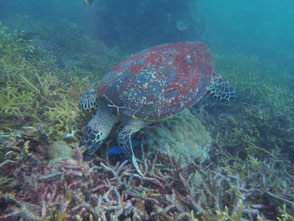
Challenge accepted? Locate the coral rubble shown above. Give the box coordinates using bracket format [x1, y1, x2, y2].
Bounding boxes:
[1, 126, 293, 220]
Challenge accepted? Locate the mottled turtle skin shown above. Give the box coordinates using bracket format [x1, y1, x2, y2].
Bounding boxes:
[79, 42, 235, 177]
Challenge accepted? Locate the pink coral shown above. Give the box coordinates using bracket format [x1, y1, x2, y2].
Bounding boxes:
[0, 127, 293, 220]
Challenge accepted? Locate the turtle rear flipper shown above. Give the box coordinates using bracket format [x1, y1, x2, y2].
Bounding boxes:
[209, 72, 235, 101]
[117, 118, 147, 177]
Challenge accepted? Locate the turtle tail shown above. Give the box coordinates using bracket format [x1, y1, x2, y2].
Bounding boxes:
[208, 72, 236, 101]
[117, 119, 146, 177]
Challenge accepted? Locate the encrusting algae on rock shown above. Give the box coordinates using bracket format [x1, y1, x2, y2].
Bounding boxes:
[47, 141, 74, 164]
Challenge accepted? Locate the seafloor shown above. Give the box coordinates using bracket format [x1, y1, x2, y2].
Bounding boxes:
[0, 19, 293, 221]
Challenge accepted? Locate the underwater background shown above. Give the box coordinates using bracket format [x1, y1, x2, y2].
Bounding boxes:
[0, 0, 294, 220]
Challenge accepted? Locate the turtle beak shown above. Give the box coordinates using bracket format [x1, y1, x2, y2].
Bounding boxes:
[83, 151, 95, 161]
[82, 141, 100, 161]
[86, 144, 100, 155]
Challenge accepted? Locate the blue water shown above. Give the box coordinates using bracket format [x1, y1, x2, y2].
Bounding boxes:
[1, 0, 293, 73]
[1, 1, 294, 219]
[1, 0, 293, 91]
[197, 0, 294, 72]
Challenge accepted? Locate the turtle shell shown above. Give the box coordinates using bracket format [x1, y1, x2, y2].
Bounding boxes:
[97, 42, 213, 121]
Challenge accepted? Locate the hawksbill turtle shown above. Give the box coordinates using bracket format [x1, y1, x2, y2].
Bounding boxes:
[79, 42, 235, 177]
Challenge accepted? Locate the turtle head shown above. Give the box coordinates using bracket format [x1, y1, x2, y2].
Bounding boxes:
[82, 122, 104, 161]
[81, 101, 119, 160]
[79, 85, 98, 111]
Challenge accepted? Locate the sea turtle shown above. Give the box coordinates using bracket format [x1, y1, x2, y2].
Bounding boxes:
[79, 42, 235, 177]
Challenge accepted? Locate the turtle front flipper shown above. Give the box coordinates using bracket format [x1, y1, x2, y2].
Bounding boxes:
[79, 85, 98, 111]
[117, 118, 147, 177]
[82, 101, 119, 155]
[208, 72, 236, 101]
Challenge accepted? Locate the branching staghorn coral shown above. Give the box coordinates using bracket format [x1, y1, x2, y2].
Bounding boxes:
[0, 22, 91, 140]
[0, 125, 293, 220]
[0, 19, 129, 141]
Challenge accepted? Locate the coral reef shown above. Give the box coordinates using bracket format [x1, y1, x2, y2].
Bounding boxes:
[146, 110, 212, 166]
[0, 21, 125, 141]
[4, 15, 126, 75]
[213, 54, 294, 111]
[0, 22, 88, 140]
[0, 20, 294, 221]
[0, 126, 293, 220]
[192, 54, 294, 160]
[189, 53, 294, 219]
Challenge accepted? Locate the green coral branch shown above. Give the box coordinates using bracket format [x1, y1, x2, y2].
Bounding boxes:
[0, 22, 91, 140]
[19, 73, 41, 94]
[217, 200, 244, 221]
[278, 204, 294, 221]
